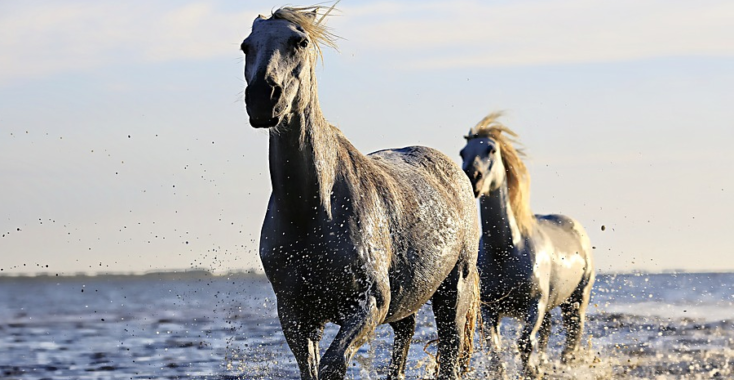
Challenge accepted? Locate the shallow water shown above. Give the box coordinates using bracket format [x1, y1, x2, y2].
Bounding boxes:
[0, 272, 732, 379]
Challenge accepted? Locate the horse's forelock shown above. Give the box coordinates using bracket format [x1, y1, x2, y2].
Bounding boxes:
[467, 111, 535, 234]
[266, 5, 340, 61]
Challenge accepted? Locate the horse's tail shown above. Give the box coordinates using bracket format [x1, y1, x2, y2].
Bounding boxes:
[459, 268, 480, 375]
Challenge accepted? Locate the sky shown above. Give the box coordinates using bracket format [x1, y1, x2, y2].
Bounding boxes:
[0, 0, 732, 276]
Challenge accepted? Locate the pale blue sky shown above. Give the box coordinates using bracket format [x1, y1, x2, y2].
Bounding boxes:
[1, 0, 732, 275]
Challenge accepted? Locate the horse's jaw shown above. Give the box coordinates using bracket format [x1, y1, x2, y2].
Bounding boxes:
[249, 95, 299, 129]
[250, 116, 281, 128]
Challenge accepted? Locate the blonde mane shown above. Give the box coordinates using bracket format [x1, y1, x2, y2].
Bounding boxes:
[465, 112, 535, 235]
[268, 4, 340, 61]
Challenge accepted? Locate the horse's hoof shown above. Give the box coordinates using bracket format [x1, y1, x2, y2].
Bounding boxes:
[489, 368, 508, 380]
[561, 351, 577, 364]
[538, 352, 550, 367]
[523, 365, 543, 380]
[486, 358, 508, 379]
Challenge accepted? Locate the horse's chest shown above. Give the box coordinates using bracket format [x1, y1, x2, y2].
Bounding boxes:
[260, 235, 372, 306]
[480, 254, 540, 311]
[263, 238, 351, 276]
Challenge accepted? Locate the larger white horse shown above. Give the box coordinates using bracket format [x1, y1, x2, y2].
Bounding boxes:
[241, 6, 480, 380]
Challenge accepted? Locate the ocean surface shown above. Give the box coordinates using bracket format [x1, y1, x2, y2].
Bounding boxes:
[1, 271, 732, 379]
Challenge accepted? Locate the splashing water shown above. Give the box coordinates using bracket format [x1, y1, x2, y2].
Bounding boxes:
[0, 272, 732, 379]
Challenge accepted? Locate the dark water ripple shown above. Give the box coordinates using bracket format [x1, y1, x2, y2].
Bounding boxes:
[0, 272, 732, 379]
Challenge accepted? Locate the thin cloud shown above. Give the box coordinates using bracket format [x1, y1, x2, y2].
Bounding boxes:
[2, 0, 732, 85]
[333, 0, 734, 69]
[0, 1, 256, 85]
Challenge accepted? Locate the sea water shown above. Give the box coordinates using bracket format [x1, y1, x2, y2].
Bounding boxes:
[0, 272, 732, 379]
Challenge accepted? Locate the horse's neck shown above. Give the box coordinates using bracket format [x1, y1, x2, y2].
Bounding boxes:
[479, 184, 523, 258]
[267, 98, 344, 220]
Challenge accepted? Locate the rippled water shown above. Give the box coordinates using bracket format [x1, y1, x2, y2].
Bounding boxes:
[1, 272, 732, 379]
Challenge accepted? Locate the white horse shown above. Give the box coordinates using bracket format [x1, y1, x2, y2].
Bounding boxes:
[460, 112, 595, 379]
[241, 6, 480, 380]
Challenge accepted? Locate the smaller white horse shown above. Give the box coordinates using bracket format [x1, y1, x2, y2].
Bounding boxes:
[459, 112, 595, 379]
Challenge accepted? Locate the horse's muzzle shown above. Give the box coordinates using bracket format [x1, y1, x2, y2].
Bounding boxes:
[464, 169, 483, 198]
[245, 77, 283, 128]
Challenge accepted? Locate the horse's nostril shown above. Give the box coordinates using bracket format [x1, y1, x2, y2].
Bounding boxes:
[475, 171, 483, 180]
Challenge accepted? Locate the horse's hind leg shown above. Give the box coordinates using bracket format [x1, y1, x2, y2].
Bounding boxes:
[387, 314, 416, 380]
[560, 277, 593, 363]
[481, 309, 507, 379]
[431, 261, 475, 380]
[536, 312, 552, 366]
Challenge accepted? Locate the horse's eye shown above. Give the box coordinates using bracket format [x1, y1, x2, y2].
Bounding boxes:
[290, 37, 309, 50]
[489, 147, 497, 155]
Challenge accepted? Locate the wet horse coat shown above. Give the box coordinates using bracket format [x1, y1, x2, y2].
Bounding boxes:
[241, 7, 480, 380]
[459, 113, 594, 378]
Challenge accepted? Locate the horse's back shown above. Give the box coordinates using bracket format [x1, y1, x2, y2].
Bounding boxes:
[535, 214, 594, 306]
[368, 145, 476, 214]
[536, 214, 592, 266]
[369, 146, 467, 185]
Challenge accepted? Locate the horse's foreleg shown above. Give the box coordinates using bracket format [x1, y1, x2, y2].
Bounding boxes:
[278, 303, 324, 380]
[481, 309, 507, 379]
[387, 314, 416, 380]
[560, 277, 592, 363]
[319, 295, 383, 380]
[518, 301, 544, 379]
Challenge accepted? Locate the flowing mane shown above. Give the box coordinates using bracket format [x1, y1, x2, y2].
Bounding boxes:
[267, 5, 340, 60]
[465, 112, 535, 234]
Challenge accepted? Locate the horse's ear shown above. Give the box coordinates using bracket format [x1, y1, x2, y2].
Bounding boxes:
[305, 9, 318, 21]
[464, 129, 473, 140]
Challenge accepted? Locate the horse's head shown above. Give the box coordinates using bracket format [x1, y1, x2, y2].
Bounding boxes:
[460, 135, 506, 198]
[241, 7, 335, 128]
[460, 112, 528, 199]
